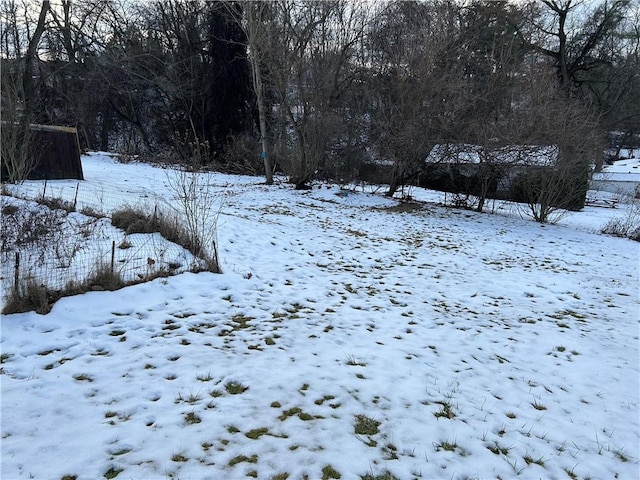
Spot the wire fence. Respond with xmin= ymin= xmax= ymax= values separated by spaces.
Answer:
xmin=1 ymin=180 xmax=202 ymax=306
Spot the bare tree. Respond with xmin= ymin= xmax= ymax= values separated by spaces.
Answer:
xmin=227 ymin=1 xmax=274 ymax=184
xmin=261 ymin=0 xmax=367 ymax=188
xmin=526 ymin=0 xmax=632 ymax=94
xmin=366 ymin=0 xmax=467 ymax=197
xmin=511 ymin=69 xmax=603 ymax=222
xmin=0 ymin=0 xmax=49 ymax=182
xmin=0 ymin=65 xmax=40 ymax=183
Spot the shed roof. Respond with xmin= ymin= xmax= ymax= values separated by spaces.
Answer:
xmin=425 ymin=144 xmax=557 ymax=167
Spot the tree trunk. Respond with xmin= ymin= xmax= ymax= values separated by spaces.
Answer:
xmin=386 ymin=160 xmax=405 ymax=197
xmin=23 ymin=1 xmax=49 ymax=119
xmin=252 ymin=51 xmax=273 ymax=184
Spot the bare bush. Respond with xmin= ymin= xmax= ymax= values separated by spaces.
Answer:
xmin=2 ymin=278 xmax=51 ymax=315
xmin=164 ymin=169 xmax=223 ymax=273
xmin=219 ymin=134 xmax=262 ymax=175
xmin=1 ymin=198 xmax=67 ymax=259
xmin=601 ymin=201 xmax=640 ymax=241
xmin=511 ymin=162 xmax=589 ymax=224
xmin=85 ymin=263 xmax=125 ymax=291
xmin=111 ymin=206 xmax=198 ymax=259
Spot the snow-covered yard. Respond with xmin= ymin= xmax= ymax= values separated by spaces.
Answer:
xmin=1 ymin=153 xmax=638 ymax=480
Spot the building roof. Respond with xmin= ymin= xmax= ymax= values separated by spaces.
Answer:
xmin=425 ymin=144 xmax=557 ymax=167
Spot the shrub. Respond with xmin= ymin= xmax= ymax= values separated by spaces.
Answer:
xmin=111 ymin=207 xmax=159 ymax=234
xmin=511 ymin=164 xmax=589 ymax=223
xmin=40 ymin=196 xmax=75 ymax=213
xmin=220 ymin=133 xmax=262 ymax=175
xmin=111 ymin=204 xmax=218 ymax=271
xmin=86 ymin=264 xmax=124 ymax=291
xmin=1 ymin=198 xmax=66 ymax=254
xmin=165 ymin=170 xmax=223 ymax=272
xmin=2 ymin=279 xmax=51 ymax=315
xmin=601 ymin=203 xmax=640 ymax=241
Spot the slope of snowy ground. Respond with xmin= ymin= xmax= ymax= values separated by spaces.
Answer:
xmin=1 ymin=153 xmax=639 ymax=480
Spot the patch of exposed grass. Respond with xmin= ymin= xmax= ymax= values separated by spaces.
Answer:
xmin=184 ymin=412 xmax=202 ymax=424
xmin=487 ymin=441 xmax=511 ymax=455
xmin=196 ymin=371 xmax=213 ymax=382
xmin=279 ymin=407 xmax=301 ymax=420
xmin=245 ymin=427 xmax=270 ymax=440
xmin=230 ymin=313 xmax=254 ymax=329
xmin=228 ymin=454 xmax=258 ymax=467
xmin=171 ymin=453 xmax=189 ymax=462
xmin=315 ymin=395 xmax=336 ymax=406
xmin=104 ymin=466 xmax=124 ymax=479
xmin=225 ymin=381 xmax=248 ymax=395
xmin=73 ymin=373 xmax=94 ymax=382
xmin=322 ymin=464 xmax=341 ymax=479
xmin=175 ymin=390 xmax=202 ymax=405
xmin=354 ymin=414 xmax=380 ymax=435
xmin=346 ymin=355 xmax=367 ymax=367
xmin=524 ymin=454 xmax=545 ymax=466
xmin=434 ymin=440 xmax=458 ymax=452
xmin=565 ymin=466 xmax=579 ymax=480
xmin=531 ymin=400 xmax=547 ymax=411
xmin=614 ymin=449 xmax=629 ymax=462
xmin=361 ymin=471 xmax=400 ymax=480
xmin=227 ymin=425 xmax=241 ymax=434
xmin=382 ymin=443 xmax=399 ymax=460
xmin=548 ymin=309 xmax=586 ymax=320
xmin=278 ymin=406 xmax=317 ymax=421
xmin=109 ymin=447 xmax=132 ymax=456
xmin=434 ymin=401 xmax=456 ymax=419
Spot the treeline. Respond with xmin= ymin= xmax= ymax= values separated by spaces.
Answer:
xmin=1 ymin=0 xmax=638 ymax=194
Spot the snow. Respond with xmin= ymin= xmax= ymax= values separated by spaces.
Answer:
xmin=1 ymin=152 xmax=639 ymax=480
xmin=592 ymin=157 xmax=640 ymax=197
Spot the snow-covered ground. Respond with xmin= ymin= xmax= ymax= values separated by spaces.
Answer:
xmin=1 ymin=153 xmax=639 ymax=480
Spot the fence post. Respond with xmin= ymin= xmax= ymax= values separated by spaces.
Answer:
xmin=110 ymin=241 xmax=116 ymax=273
xmin=73 ymin=182 xmax=80 ymax=210
xmin=14 ymin=252 xmax=20 ymax=291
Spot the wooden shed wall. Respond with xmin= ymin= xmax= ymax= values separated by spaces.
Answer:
xmin=28 ymin=124 xmax=84 ymax=180
xmin=1 ymin=124 xmax=84 ymax=181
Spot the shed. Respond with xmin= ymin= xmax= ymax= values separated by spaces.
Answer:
xmin=421 ymin=144 xmax=557 ymax=197
xmin=1 ymin=123 xmax=84 ymax=181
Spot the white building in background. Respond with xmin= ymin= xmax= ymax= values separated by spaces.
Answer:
xmin=590 ymin=158 xmax=640 ymax=198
